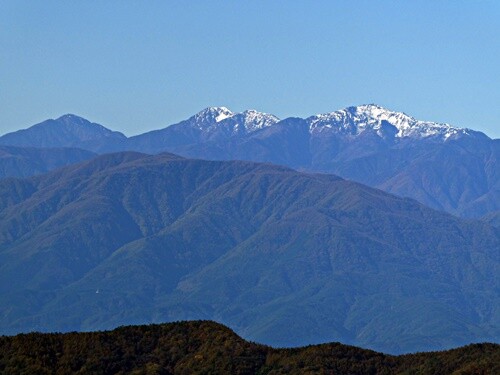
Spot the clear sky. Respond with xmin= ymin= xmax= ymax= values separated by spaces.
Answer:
xmin=1 ymin=1 xmax=499 ymax=138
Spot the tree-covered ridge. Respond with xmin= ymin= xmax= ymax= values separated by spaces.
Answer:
xmin=0 ymin=152 xmax=498 ymax=353
xmin=0 ymin=321 xmax=498 ymax=374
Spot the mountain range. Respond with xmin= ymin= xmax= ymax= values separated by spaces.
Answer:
xmin=1 ymin=105 xmax=497 ymax=219
xmin=0 ymin=152 xmax=498 ymax=354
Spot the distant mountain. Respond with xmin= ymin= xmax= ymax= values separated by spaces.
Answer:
xmin=0 ymin=145 xmax=96 ymax=178
xmin=0 ymin=114 xmax=126 ymax=151
xmin=162 ymin=105 xmax=498 ymax=218
xmin=0 ymin=152 xmax=498 ymax=354
xmin=1 ymin=106 xmax=497 ymax=217
xmin=125 ymin=107 xmax=279 ymax=154
xmin=1 ymin=321 xmax=498 ymax=374
xmin=306 ymin=104 xmax=485 ymax=140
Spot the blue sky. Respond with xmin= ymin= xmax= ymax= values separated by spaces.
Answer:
xmin=1 ymin=1 xmax=499 ymax=138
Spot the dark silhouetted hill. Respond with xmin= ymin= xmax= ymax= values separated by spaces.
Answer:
xmin=0 ymin=321 xmax=498 ymax=374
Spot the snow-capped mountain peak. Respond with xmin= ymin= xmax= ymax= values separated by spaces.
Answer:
xmin=234 ymin=110 xmax=280 ymax=132
xmin=193 ymin=107 xmax=234 ymax=126
xmin=307 ymin=104 xmax=472 ymax=140
xmin=57 ymin=114 xmax=89 ymax=124
xmin=191 ymin=107 xmax=279 ymax=134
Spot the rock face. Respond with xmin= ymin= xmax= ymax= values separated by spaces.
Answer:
xmin=0 ymin=152 xmax=498 ymax=354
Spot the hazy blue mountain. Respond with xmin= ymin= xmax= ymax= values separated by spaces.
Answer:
xmin=1 ymin=106 xmax=496 ymax=218
xmin=161 ymin=105 xmax=498 ymax=218
xmin=0 ymin=114 xmax=126 ymax=151
xmin=0 ymin=145 xmax=96 ymax=178
xmin=125 ymin=107 xmax=279 ymax=154
xmin=0 ymin=152 xmax=498 ymax=354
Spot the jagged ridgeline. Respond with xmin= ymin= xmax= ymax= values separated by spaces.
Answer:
xmin=0 ymin=105 xmax=497 ymax=218
xmin=0 ymin=321 xmax=498 ymax=374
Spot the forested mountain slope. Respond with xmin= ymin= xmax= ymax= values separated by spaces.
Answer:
xmin=0 ymin=152 xmax=498 ymax=353
xmin=0 ymin=321 xmax=498 ymax=374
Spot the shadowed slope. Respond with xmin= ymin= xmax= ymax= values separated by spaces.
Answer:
xmin=0 ymin=145 xmax=96 ymax=178
xmin=0 ymin=152 xmax=498 ymax=354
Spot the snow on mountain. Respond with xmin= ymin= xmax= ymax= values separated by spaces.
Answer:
xmin=191 ymin=107 xmax=279 ymax=135
xmin=177 ymin=104 xmax=485 ymax=142
xmin=307 ymin=104 xmax=474 ymax=140
xmin=224 ymin=110 xmax=280 ymax=132
xmin=192 ymin=107 xmax=234 ymax=127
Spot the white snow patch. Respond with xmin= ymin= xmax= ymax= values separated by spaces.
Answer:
xmin=307 ymin=104 xmax=468 ymax=140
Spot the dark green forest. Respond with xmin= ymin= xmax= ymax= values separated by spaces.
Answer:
xmin=0 ymin=321 xmax=497 ymax=374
